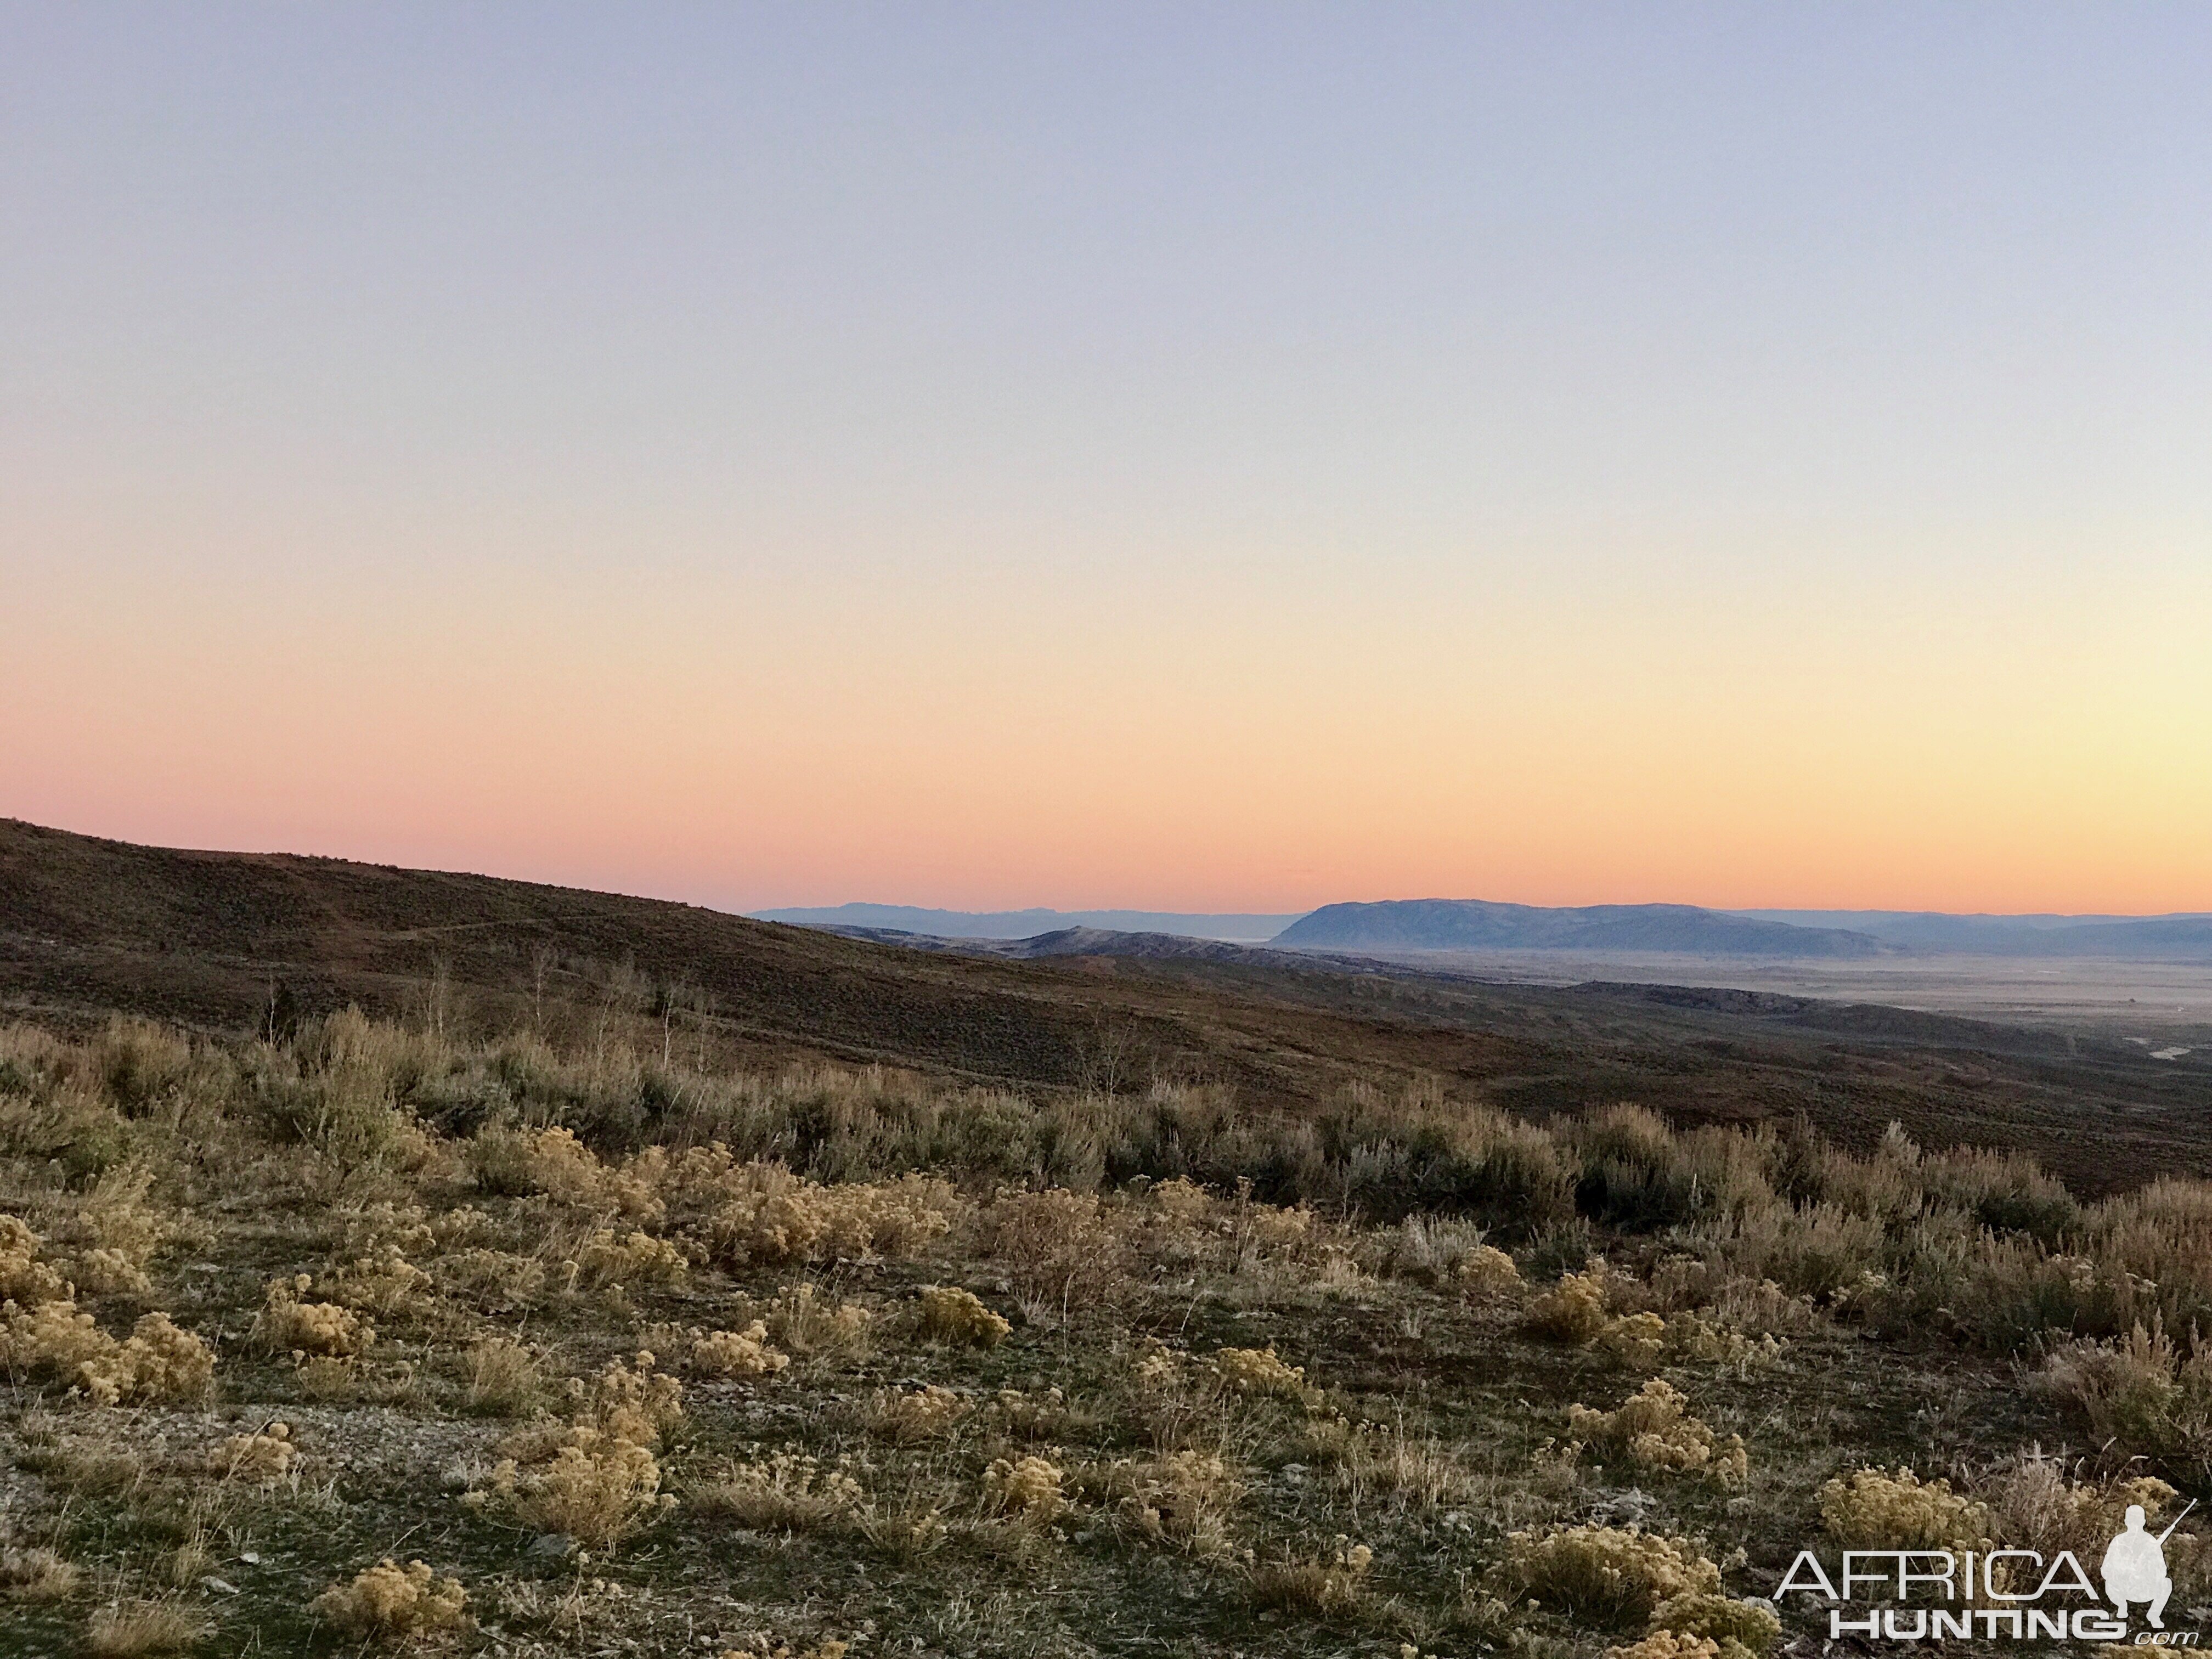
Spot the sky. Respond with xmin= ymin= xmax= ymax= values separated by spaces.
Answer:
xmin=5 ymin=4 xmax=2210 ymax=916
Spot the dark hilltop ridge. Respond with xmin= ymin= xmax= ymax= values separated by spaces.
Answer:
xmin=1274 ymin=898 xmax=1888 ymax=957
xmin=755 ymin=901 xmax=1300 ymax=943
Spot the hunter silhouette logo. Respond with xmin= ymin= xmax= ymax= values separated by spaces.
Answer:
xmin=1778 ymin=1498 xmax=2200 ymax=1644
xmin=2106 ymin=1502 xmax=2193 ymax=1628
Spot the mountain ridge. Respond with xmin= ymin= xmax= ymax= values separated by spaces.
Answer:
xmin=1275 ymin=898 xmax=1889 ymax=957
xmin=1731 ymin=909 xmax=2212 ymax=958
xmin=754 ymin=902 xmax=1300 ymax=942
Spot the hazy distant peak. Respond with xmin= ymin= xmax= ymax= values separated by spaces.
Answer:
xmin=1730 ymin=909 xmax=2212 ymax=958
xmin=1273 ymin=899 xmax=1887 ymax=957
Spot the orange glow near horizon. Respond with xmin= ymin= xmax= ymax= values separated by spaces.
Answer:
xmin=7 ymin=515 xmax=2208 ymax=918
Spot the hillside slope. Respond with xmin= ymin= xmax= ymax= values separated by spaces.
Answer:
xmin=5 ymin=818 xmax=2211 ymax=1192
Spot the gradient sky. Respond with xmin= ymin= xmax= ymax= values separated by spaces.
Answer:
xmin=5 ymin=5 xmax=2210 ymax=915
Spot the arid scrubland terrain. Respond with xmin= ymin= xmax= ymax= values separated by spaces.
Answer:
xmin=8 ymin=822 xmax=2212 ymax=1658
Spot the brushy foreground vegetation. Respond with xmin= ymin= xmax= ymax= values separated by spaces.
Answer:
xmin=6 ymin=1007 xmax=2212 ymax=1656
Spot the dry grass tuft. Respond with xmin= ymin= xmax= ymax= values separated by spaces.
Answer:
xmin=916 ymin=1285 xmax=1011 ymax=1347
xmin=1819 ymin=1465 xmax=1993 ymax=1552
xmin=1981 ymin=1454 xmax=2202 ymax=1575
xmin=431 ymin=1246 xmax=545 ymax=1308
xmin=256 ymin=1276 xmax=375 ymax=1357
xmin=475 ymin=1431 xmax=674 ymax=1547
xmin=692 ymin=1449 xmax=866 ymax=1532
xmin=311 ymin=1559 xmax=469 ymax=1643
xmin=983 ymin=1187 xmax=1123 ymax=1315
xmin=1 ymin=1543 xmax=84 ymax=1602
xmin=573 ymin=1228 xmax=687 ymax=1292
xmin=2038 ymin=1321 xmax=2212 ymax=1465
xmin=757 ymin=1280 xmax=873 ymax=1356
xmin=1249 ymin=1540 xmax=1373 ymax=1618
xmin=0 ymin=1214 xmax=75 ymax=1304
xmin=682 ymin=1322 xmax=792 ymax=1379
xmin=84 ymin=1597 xmax=213 ymax=1657
xmin=463 ymin=1335 xmax=547 ymax=1415
xmin=469 ymin=1124 xmax=659 ymax=1220
xmin=1080 ymin=1449 xmax=1244 ymax=1555
xmin=1499 ymin=1526 xmax=1722 ymax=1627
xmin=981 ymin=1454 xmax=1065 ymax=1527
xmin=1567 ymin=1380 xmax=1747 ymax=1486
xmin=1328 ymin=1420 xmax=1479 ymax=1510
xmin=565 ymin=1351 xmax=685 ymax=1446
xmin=208 ymin=1421 xmax=295 ymax=1484
xmin=61 ymin=1167 xmax=177 ymax=1295
xmin=867 ymin=1384 xmax=973 ymax=1443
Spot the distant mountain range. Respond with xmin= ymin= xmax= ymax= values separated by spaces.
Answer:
xmin=750 ymin=903 xmax=1300 ymax=943
xmin=1277 ymin=900 xmax=1887 ymax=957
xmin=1734 ymin=910 xmax=2212 ymax=958
xmin=761 ymin=900 xmax=2212 ymax=961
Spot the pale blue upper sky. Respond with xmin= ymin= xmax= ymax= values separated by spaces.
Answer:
xmin=13 ymin=5 xmax=2211 ymax=555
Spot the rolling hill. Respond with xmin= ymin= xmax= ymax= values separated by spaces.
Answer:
xmin=5 ymin=817 xmax=2211 ymax=1193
